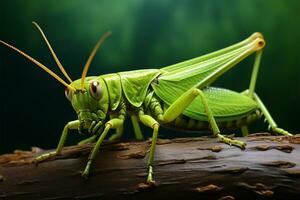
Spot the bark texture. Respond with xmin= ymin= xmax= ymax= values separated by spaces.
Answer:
xmin=1 ymin=133 xmax=300 ymax=200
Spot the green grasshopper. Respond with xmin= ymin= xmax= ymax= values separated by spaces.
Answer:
xmin=1 ymin=22 xmax=292 ymax=184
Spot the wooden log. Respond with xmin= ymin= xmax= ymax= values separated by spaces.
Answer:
xmin=0 ymin=134 xmax=300 ymax=200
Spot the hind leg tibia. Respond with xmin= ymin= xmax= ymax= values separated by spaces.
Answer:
xmin=253 ymin=93 xmax=292 ymax=136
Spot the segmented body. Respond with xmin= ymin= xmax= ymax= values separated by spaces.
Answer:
xmin=147 ymin=93 xmax=261 ymax=132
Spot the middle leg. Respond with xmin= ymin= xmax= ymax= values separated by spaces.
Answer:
xmin=138 ymin=109 xmax=159 ymax=184
xmin=144 ymin=88 xmax=247 ymax=183
xmin=82 ymin=118 xmax=124 ymax=178
xmin=131 ymin=115 xmax=144 ymax=140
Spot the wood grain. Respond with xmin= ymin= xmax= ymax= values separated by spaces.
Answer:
xmin=0 ymin=134 xmax=300 ymax=200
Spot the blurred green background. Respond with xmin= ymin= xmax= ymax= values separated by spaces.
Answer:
xmin=0 ymin=0 xmax=299 ymax=154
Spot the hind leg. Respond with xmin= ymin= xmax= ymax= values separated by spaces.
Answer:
xmin=241 ymin=46 xmax=292 ymax=136
xmin=196 ymin=90 xmax=246 ymax=148
xmin=157 ymin=88 xmax=246 ymax=148
xmin=253 ymin=93 xmax=292 ymax=136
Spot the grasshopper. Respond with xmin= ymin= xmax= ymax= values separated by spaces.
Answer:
xmin=1 ymin=22 xmax=292 ymax=184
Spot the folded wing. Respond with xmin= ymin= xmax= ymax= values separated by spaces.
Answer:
xmin=152 ymin=34 xmax=260 ymax=119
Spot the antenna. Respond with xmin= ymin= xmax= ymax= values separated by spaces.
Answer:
xmin=80 ymin=31 xmax=111 ymax=89
xmin=32 ymin=21 xmax=73 ymax=83
xmin=0 ymin=40 xmax=75 ymax=91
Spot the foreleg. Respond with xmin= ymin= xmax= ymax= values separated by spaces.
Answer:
xmin=36 ymin=120 xmax=79 ymax=162
xmin=78 ymin=135 xmax=98 ymax=145
xmin=81 ymin=118 xmax=124 ymax=178
xmin=78 ymin=121 xmax=104 ymax=145
xmin=108 ymin=125 xmax=124 ymax=141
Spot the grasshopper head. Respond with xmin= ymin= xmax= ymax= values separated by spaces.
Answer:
xmin=66 ymin=77 xmax=109 ymax=132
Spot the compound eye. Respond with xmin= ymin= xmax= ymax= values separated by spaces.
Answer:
xmin=65 ymin=88 xmax=72 ymax=101
xmin=89 ymin=80 xmax=102 ymax=100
